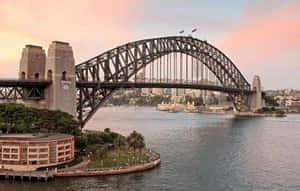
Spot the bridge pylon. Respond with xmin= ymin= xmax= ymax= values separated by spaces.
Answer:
xmin=17 ymin=41 xmax=77 ymax=117
xmin=249 ymin=75 xmax=264 ymax=111
xmin=18 ymin=45 xmax=48 ymax=108
xmin=44 ymin=41 xmax=77 ymax=116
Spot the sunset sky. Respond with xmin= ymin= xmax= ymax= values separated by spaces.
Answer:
xmin=0 ymin=0 xmax=299 ymax=89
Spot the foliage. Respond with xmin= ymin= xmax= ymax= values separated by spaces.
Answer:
xmin=75 ymin=131 xmax=122 ymax=150
xmin=87 ymin=147 xmax=149 ymax=168
xmin=0 ymin=103 xmax=80 ymax=135
xmin=107 ymin=93 xmax=171 ymax=106
xmin=86 ymin=144 xmax=108 ymax=160
xmin=75 ymin=135 xmax=88 ymax=150
xmin=85 ymin=130 xmax=147 ymax=168
xmin=87 ymin=133 xmax=105 ymax=145
xmin=114 ymin=135 xmax=126 ymax=148
xmin=255 ymin=107 xmax=285 ymax=116
xmin=263 ymin=95 xmax=279 ymax=107
xmin=127 ymin=130 xmax=145 ymax=156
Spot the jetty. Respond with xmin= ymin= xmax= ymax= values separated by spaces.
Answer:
xmin=0 ymin=170 xmax=55 ymax=182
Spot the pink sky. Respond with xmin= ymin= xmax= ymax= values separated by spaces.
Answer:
xmin=218 ymin=1 xmax=300 ymax=87
xmin=0 ymin=0 xmax=299 ymax=89
xmin=0 ymin=0 xmax=140 ymax=78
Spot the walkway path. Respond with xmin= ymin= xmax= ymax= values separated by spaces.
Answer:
xmin=60 ymin=157 xmax=89 ymax=171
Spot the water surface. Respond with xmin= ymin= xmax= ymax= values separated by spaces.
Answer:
xmin=1 ymin=107 xmax=300 ymax=191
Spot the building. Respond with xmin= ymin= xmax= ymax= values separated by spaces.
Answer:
xmin=152 ymin=88 xmax=164 ymax=95
xmin=0 ymin=133 xmax=74 ymax=171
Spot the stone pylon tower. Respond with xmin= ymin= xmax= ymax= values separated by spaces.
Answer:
xmin=44 ymin=41 xmax=77 ymax=116
xmin=19 ymin=45 xmax=46 ymax=80
xmin=18 ymin=45 xmax=47 ymax=108
xmin=249 ymin=75 xmax=264 ymax=111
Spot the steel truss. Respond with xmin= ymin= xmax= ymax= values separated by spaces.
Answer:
xmin=75 ymin=36 xmax=253 ymax=126
xmin=0 ymin=80 xmax=51 ymax=100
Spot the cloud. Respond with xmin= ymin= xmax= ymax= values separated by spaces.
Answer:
xmin=0 ymin=28 xmax=46 ymax=78
xmin=0 ymin=0 xmax=141 ymax=78
xmin=217 ymin=1 xmax=300 ymax=88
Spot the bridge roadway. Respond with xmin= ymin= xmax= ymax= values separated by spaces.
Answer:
xmin=0 ymin=79 xmax=51 ymax=87
xmin=0 ymin=79 xmax=51 ymax=100
xmin=0 ymin=79 xmax=254 ymax=95
xmin=76 ymin=81 xmax=254 ymax=94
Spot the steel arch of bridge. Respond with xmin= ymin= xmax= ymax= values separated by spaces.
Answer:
xmin=75 ymin=36 xmax=252 ymax=126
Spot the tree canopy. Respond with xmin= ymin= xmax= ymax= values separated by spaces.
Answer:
xmin=0 ymin=103 xmax=80 ymax=135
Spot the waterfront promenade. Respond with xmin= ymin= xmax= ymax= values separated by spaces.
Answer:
xmin=56 ymin=149 xmax=160 ymax=177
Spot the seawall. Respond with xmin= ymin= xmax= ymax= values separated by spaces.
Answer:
xmin=56 ymin=150 xmax=160 ymax=177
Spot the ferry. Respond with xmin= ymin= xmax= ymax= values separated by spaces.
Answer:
xmin=157 ymin=102 xmax=170 ymax=111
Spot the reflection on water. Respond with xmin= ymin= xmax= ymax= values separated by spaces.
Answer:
xmin=1 ymin=107 xmax=300 ymax=191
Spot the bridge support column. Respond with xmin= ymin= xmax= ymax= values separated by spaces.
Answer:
xmin=249 ymin=75 xmax=264 ymax=111
xmin=18 ymin=45 xmax=47 ymax=108
xmin=44 ymin=41 xmax=77 ymax=116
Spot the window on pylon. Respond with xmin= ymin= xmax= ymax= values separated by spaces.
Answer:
xmin=62 ymin=71 xmax=67 ymax=81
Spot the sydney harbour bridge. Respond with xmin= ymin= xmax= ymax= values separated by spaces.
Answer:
xmin=0 ymin=36 xmax=263 ymax=127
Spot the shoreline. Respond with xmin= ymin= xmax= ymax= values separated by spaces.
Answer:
xmin=163 ymin=109 xmax=287 ymax=117
xmin=55 ymin=149 xmax=160 ymax=177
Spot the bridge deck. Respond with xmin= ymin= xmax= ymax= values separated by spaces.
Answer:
xmin=0 ymin=79 xmax=51 ymax=87
xmin=77 ymin=82 xmax=254 ymax=94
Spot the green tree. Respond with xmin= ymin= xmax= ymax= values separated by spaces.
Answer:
xmin=114 ymin=135 xmax=126 ymax=167
xmin=87 ymin=133 xmax=104 ymax=145
xmin=75 ymin=135 xmax=88 ymax=150
xmin=0 ymin=103 xmax=80 ymax=135
xmin=127 ymin=130 xmax=139 ymax=157
xmin=264 ymin=96 xmax=279 ymax=107
xmin=136 ymin=133 xmax=145 ymax=162
xmin=87 ymin=144 xmax=108 ymax=166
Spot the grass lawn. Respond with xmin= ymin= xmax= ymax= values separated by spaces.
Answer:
xmin=87 ymin=147 xmax=149 ymax=168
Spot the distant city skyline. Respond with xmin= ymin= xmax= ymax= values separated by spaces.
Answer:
xmin=0 ymin=0 xmax=299 ymax=89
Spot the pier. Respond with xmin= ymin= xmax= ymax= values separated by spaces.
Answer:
xmin=0 ymin=170 xmax=54 ymax=182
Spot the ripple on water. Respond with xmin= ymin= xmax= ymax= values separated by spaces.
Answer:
xmin=1 ymin=108 xmax=300 ymax=191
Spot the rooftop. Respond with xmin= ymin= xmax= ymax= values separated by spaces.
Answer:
xmin=0 ymin=133 xmax=72 ymax=141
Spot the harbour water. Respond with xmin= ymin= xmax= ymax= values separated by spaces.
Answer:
xmin=1 ymin=106 xmax=300 ymax=191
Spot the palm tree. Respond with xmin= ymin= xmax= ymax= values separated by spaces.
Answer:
xmin=104 ymin=128 xmax=110 ymax=133
xmin=114 ymin=135 xmax=126 ymax=167
xmin=127 ymin=131 xmax=146 ymax=164
xmin=127 ymin=130 xmax=139 ymax=164
xmin=127 ymin=131 xmax=139 ymax=153
xmin=136 ymin=134 xmax=145 ymax=163
xmin=96 ymin=145 xmax=108 ymax=167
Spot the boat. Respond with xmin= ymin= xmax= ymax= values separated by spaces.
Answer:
xmin=157 ymin=102 xmax=171 ymax=111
